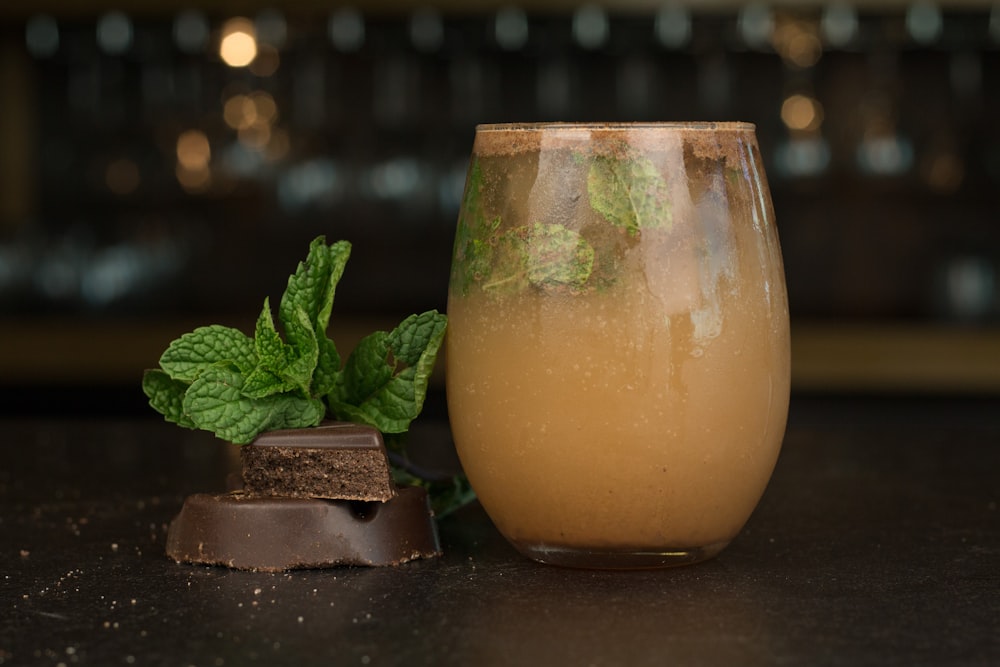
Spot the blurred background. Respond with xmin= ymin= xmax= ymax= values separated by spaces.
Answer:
xmin=0 ymin=0 xmax=998 ymax=416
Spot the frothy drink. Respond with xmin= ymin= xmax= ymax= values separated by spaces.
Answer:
xmin=446 ymin=123 xmax=790 ymax=568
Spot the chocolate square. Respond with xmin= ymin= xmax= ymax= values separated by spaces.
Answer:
xmin=240 ymin=422 xmax=396 ymax=502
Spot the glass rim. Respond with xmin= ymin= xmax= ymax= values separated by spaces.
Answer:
xmin=475 ymin=121 xmax=756 ymax=132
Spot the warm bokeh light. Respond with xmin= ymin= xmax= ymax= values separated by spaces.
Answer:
xmin=249 ymin=91 xmax=278 ymax=124
xmin=223 ymin=91 xmax=278 ymax=136
xmin=238 ymin=123 xmax=271 ymax=150
xmin=176 ymin=130 xmax=211 ymax=170
xmin=249 ymin=44 xmax=280 ymax=77
xmin=105 ymin=158 xmax=140 ymax=195
xmin=265 ymin=127 xmax=291 ymax=161
xmin=223 ymin=94 xmax=257 ymax=130
xmin=220 ymin=18 xmax=257 ymax=67
xmin=922 ymin=151 xmax=965 ymax=193
xmin=781 ymin=94 xmax=824 ymax=132
xmin=176 ymin=164 xmax=212 ymax=192
xmin=774 ymin=19 xmax=822 ymax=69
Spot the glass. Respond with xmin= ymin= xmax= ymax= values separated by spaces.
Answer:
xmin=446 ymin=122 xmax=790 ymax=569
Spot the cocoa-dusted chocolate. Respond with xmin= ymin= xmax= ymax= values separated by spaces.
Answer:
xmin=165 ymin=486 xmax=441 ymax=571
xmin=241 ymin=422 xmax=396 ymax=502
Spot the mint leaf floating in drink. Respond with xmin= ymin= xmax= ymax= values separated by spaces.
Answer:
xmin=523 ymin=222 xmax=595 ymax=288
xmin=587 ymin=151 xmax=672 ymax=235
xmin=485 ymin=222 xmax=595 ymax=293
xmin=451 ymin=158 xmax=501 ymax=294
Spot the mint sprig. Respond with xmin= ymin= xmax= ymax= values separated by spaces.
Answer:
xmin=143 ymin=237 xmax=467 ymax=514
xmin=142 ymin=236 xmax=447 ymax=447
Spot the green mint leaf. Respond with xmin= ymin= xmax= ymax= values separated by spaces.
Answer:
xmin=279 ymin=236 xmax=351 ymax=352
xmin=386 ymin=310 xmax=449 ymax=367
xmin=244 ymin=299 xmax=318 ymax=398
xmin=141 ymin=369 xmax=195 ymax=429
xmin=253 ymin=297 xmax=290 ymax=369
xmin=183 ymin=366 xmax=324 ymax=444
xmin=241 ymin=366 xmax=297 ymax=400
xmin=281 ymin=305 xmax=320 ymax=389
xmin=311 ymin=336 xmax=342 ymax=398
xmin=450 ymin=158 xmax=501 ymax=294
xmin=484 ymin=223 xmax=594 ymax=293
xmin=158 ymin=325 xmax=256 ymax=383
xmin=333 ymin=331 xmax=394 ymax=407
xmin=327 ymin=311 xmax=447 ymax=434
xmin=243 ymin=298 xmax=299 ymax=398
xmin=588 ymin=152 xmax=672 ymax=235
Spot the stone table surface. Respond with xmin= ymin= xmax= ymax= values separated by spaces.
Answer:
xmin=1 ymin=396 xmax=997 ymax=666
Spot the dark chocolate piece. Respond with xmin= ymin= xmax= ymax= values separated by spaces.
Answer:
xmin=241 ymin=422 xmax=396 ymax=501
xmin=165 ymin=486 xmax=441 ymax=571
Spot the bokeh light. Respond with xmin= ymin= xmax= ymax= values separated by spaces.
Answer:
xmin=328 ymin=7 xmax=365 ymax=52
xmin=773 ymin=19 xmax=822 ymax=69
xmin=223 ymin=94 xmax=257 ymax=130
xmin=174 ymin=10 xmax=209 ymax=54
xmin=220 ymin=18 xmax=257 ymax=67
xmin=176 ymin=164 xmax=211 ymax=192
xmin=25 ymin=15 xmax=59 ymax=58
xmin=249 ymin=44 xmax=280 ymax=77
xmin=781 ymin=94 xmax=824 ymax=132
xmin=105 ymin=158 xmax=141 ymax=195
xmin=97 ymin=11 xmax=132 ymax=55
xmin=176 ymin=130 xmax=211 ymax=170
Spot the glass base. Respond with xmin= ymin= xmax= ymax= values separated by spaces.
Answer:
xmin=511 ymin=540 xmax=730 ymax=570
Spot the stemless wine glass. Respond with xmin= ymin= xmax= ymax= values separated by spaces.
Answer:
xmin=446 ymin=123 xmax=790 ymax=569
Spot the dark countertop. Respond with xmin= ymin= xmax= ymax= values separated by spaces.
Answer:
xmin=1 ymin=396 xmax=998 ymax=666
